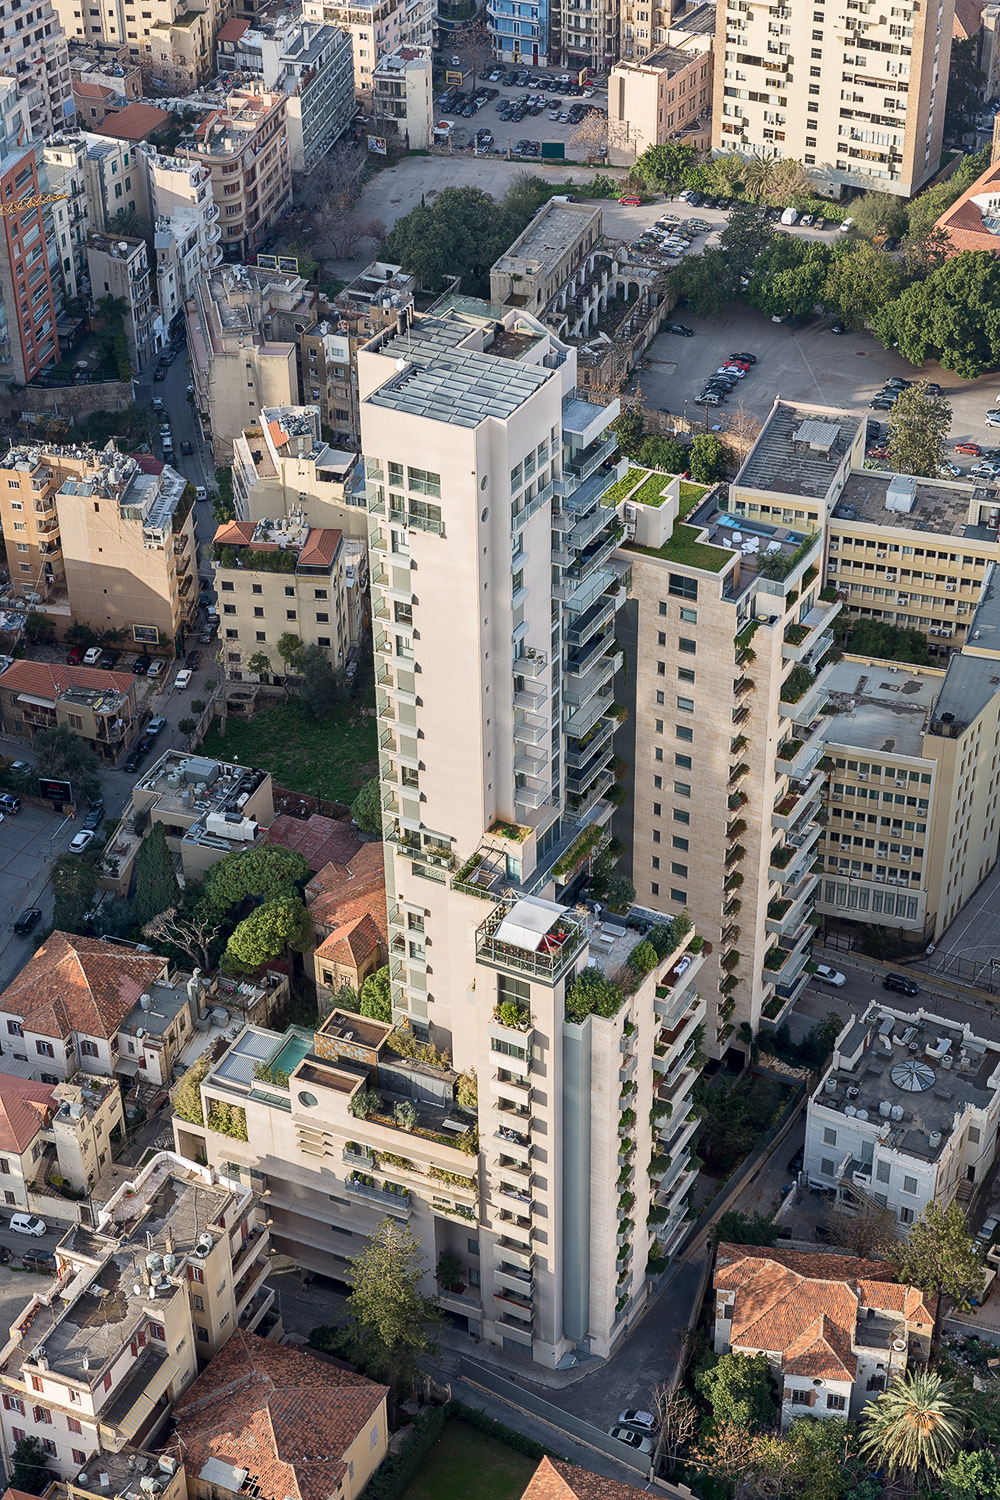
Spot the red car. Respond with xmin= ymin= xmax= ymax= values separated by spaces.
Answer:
xmin=954 ymin=443 xmax=982 ymax=456
xmin=723 ymin=360 xmax=751 ymax=371
xmin=66 ymin=644 xmax=84 ymax=664
xmin=618 ymin=195 xmax=642 ymax=206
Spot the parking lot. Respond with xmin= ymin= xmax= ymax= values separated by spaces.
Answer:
xmin=435 ymin=63 xmax=608 ymax=156
xmin=0 ymin=801 xmax=78 ymax=988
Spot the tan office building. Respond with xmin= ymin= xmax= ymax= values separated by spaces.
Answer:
xmin=609 ymin=31 xmax=713 ymax=163
xmin=713 ymin=0 xmax=956 ymax=199
xmin=230 ymin=404 xmax=367 ymax=536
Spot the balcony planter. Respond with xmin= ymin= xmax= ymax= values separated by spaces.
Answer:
xmin=777 ymin=739 xmax=803 ymax=762
xmin=764 ymin=947 xmax=789 ymax=972
xmin=725 ymin=844 xmax=746 ymax=867
xmin=723 ymin=897 xmax=742 ymax=917
xmin=618 ymin=1190 xmax=635 ymax=1213
xmin=728 ymin=791 xmax=748 ymax=812
xmin=784 ymin=623 xmax=810 ymax=646
xmin=720 ymin=950 xmax=741 ymax=971
xmin=719 ymin=973 xmax=739 ymax=995
xmin=731 ymin=734 xmax=749 ymax=755
xmin=729 ymin=762 xmax=750 ymax=784
xmin=771 ymin=845 xmax=795 ymax=870
xmin=727 ymin=818 xmax=747 ymax=841
xmin=619 ymin=1108 xmax=636 ymax=1132
xmin=724 ymin=871 xmax=744 ymax=891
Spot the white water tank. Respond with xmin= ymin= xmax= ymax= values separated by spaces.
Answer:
xmin=879 ymin=1100 xmax=891 ymax=1118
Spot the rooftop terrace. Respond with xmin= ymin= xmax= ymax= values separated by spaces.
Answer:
xmin=493 ymin=201 xmax=602 ymax=278
xmin=737 ymin=401 xmax=863 ymax=500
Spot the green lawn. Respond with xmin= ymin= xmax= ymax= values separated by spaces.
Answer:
xmin=627 ymin=523 xmax=733 ymax=573
xmin=400 ymin=1420 xmax=536 ymax=1500
xmin=198 ymin=699 xmax=377 ymax=804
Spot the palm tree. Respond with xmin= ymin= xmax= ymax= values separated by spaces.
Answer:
xmin=741 ymin=155 xmax=773 ymax=204
xmin=859 ymin=1370 xmax=968 ymax=1479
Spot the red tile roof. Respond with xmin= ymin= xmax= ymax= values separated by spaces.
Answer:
xmin=0 ymin=660 xmax=135 ymax=701
xmin=215 ymin=520 xmax=256 ymax=547
xmin=173 ymin=1333 xmax=387 ymax=1500
xmin=297 ymin=528 xmax=342 ymax=570
xmin=953 ymin=0 xmax=986 ymax=38
xmin=267 ymin=419 xmax=290 ymax=449
xmin=135 ymin=454 xmax=165 ymax=475
xmin=306 ymin=842 xmax=387 ymax=971
xmin=936 ymin=155 xmax=1000 ymax=255
xmin=74 ymin=80 xmax=117 ymax=100
xmin=217 ymin=17 xmax=250 ymax=41
xmin=716 ymin=1243 xmax=936 ymax=1390
xmin=0 ymin=933 xmax=166 ymax=1040
xmin=268 ymin=812 xmax=367 ymax=875
xmin=98 ymin=101 xmax=171 ymax=140
xmin=522 ymin=1457 xmax=652 ymax=1500
xmin=0 ymin=1078 xmax=54 ymax=1154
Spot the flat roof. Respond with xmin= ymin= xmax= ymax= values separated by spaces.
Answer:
xmin=367 ymin=343 xmax=551 ymax=427
xmin=834 ymin=470 xmax=979 ymax=538
xmin=820 ymin=658 xmax=941 ymax=758
xmin=929 ymin=571 xmax=1000 ymax=729
xmin=738 ymin=401 xmax=861 ymax=499
xmin=493 ymin=201 xmax=601 ymax=276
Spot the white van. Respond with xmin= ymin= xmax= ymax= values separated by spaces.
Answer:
xmin=780 ymin=207 xmax=799 ymax=226
xmin=840 ymin=216 xmax=854 ymax=233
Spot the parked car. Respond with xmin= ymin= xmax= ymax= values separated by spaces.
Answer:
xmin=787 ymin=1147 xmax=804 ymax=1174
xmin=69 ymin=830 xmax=95 ymax=854
xmin=885 ymin=378 xmax=912 ymax=389
xmin=83 ymin=802 xmax=105 ymax=831
xmin=882 ymin=971 xmax=920 ymax=997
xmin=617 ymin=195 xmax=642 ymax=206
xmin=146 ymin=716 xmax=167 ymax=737
xmin=123 ymin=747 xmax=145 ymax=773
xmin=83 ymin=646 xmax=102 ymax=665
xmin=829 ymin=323 xmax=846 ymax=334
xmin=986 ymin=412 xmax=1000 ymax=429
xmin=617 ymin=1410 xmax=657 ymax=1435
xmin=147 ymin=659 xmax=165 ymax=679
xmin=10 ymin=1213 xmax=46 ymax=1236
xmin=609 ymin=1428 xmax=654 ymax=1455
xmin=185 ymin=649 xmax=202 ymax=670
xmin=13 ymin=907 xmax=41 ymax=935
xmin=153 ymin=366 xmax=168 ymax=382
xmin=666 ymin=323 xmax=694 ymax=337
xmin=0 ymin=794 xmax=22 ymax=815
xmin=100 ymin=650 xmax=118 ymax=669
xmin=136 ymin=737 xmax=152 ymax=756
xmin=151 ymin=397 xmax=164 ymax=412
xmin=814 ymin=964 xmax=847 ymax=987
xmin=174 ymin=668 xmax=193 ymax=689
xmin=19 ymin=1250 xmax=56 ymax=1273
xmin=195 ymin=485 xmax=208 ymax=502
xmin=954 ymin=442 xmax=983 ymax=455
xmin=66 ymin=644 xmax=85 ymax=664
xmin=730 ymin=352 xmax=758 ymax=364
xmin=180 ymin=440 xmax=193 ymax=456
xmin=977 ymin=1213 xmax=1000 ymax=1246
xmin=132 ymin=654 xmax=152 ymax=675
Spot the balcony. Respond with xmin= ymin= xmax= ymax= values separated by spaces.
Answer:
xmin=779 ymin=654 xmax=837 ymax=725
xmin=495 ymin=1315 xmax=533 ymax=1347
xmin=496 ymin=1264 xmax=534 ymax=1295
xmin=762 ymin=921 xmax=812 ymax=988
xmin=564 ymin=433 xmax=618 ymax=483
xmin=513 ymin=647 xmax=548 ymax=680
xmin=774 ymin=724 xmax=826 ymax=781
xmin=768 ymin=823 xmax=822 ymax=886
xmin=781 ymin=598 xmax=842 ymax=662
xmin=238 ymin=1283 xmax=276 ymax=1334
xmin=494 ymin=1289 xmax=534 ymax=1321
xmin=765 ymin=871 xmax=818 ymax=937
xmin=345 ymin=1173 xmax=412 ymax=1214
xmin=771 ymin=771 xmax=825 ymax=834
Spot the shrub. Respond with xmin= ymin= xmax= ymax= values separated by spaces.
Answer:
xmin=394 ymin=1100 xmax=417 ymax=1130
xmin=628 ymin=940 xmax=657 ymax=975
xmin=350 ymin=1088 xmax=383 ymax=1119
xmin=565 ymin=966 xmax=625 ymax=1022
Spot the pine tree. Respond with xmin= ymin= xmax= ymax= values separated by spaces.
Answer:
xmin=132 ymin=823 xmax=181 ymax=927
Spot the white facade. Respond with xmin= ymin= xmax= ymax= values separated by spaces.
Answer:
xmin=42 ymin=133 xmax=92 ymax=301
xmin=145 ymin=151 xmax=221 ymax=319
xmin=230 ymin=17 xmax=355 ymax=173
xmin=804 ymin=1002 xmax=1000 ymax=1224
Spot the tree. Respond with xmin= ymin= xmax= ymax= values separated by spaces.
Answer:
xmin=945 ymin=35 xmax=985 ymax=138
xmin=941 ymin=1449 xmax=1000 ymax=1500
xmin=345 ymin=1217 xmax=440 ymax=1398
xmin=888 ymin=382 xmax=953 ymax=478
xmin=567 ymin=110 xmax=612 ymax=162
xmin=612 ymin=406 xmax=644 ymax=459
xmin=23 ymin=612 xmax=55 ymax=644
xmin=770 ymin=242 xmax=834 ymax=321
xmin=297 ymin=642 xmax=347 ymax=721
xmin=383 ymin=186 xmax=527 ymax=298
xmin=822 ymin=241 xmax=906 ymax=330
xmin=351 ymin=778 xmax=383 ymax=834
xmin=204 ymin=844 xmax=309 ymax=916
xmin=650 ymin=1385 xmax=697 ymax=1478
xmin=222 ymin=897 xmax=312 ymax=975
xmin=275 ymin=631 xmax=305 ymax=694
xmin=829 ymin=1200 xmax=901 ymax=1261
xmin=132 ymin=822 xmax=181 ymax=927
xmin=143 ymin=903 xmax=223 ymax=973
xmin=859 ymin=1370 xmax=968 ymax=1479
xmin=906 ymin=145 xmax=991 ymax=242
xmin=876 ymin=251 xmax=1000 ymax=378
xmin=689 ymin=433 xmax=728 ymax=483
xmin=359 ymin=964 xmax=392 ymax=1022
xmin=638 ymin=434 xmax=688 ymax=472
xmin=605 ymin=874 xmax=635 ymax=912
xmin=633 ymin=141 xmax=698 ymax=192
xmin=897 ymin=1199 xmax=986 ymax=1315
xmin=246 ymin=651 xmax=271 ymax=681
xmin=719 ymin=201 xmax=774 ymax=281
xmin=33 ymin=723 xmax=101 ymax=803
xmin=177 ymin=717 xmax=196 ymax=739
xmin=843 ymin=618 xmax=932 ymax=665
xmin=670 ymin=247 xmax=738 ymax=318
xmin=435 ymin=1250 xmax=463 ymax=1291
xmin=724 ymin=402 xmax=762 ymax=468
xmin=713 ymin=1209 xmax=779 ymax=1247
xmin=52 ymin=851 xmax=98 ymax=935
xmin=10 ymin=1435 xmax=52 ymax=1495
xmin=695 ymin=1350 xmax=776 ymax=1429
xmin=848 ymin=190 xmax=909 ymax=244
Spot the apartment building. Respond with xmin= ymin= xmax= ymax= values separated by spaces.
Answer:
xmin=86 ymin=232 xmax=156 ymax=372
xmin=40 ymin=1446 xmax=188 ymax=1500
xmin=41 ymin=134 xmax=92 ymax=303
xmin=0 ymin=660 xmax=139 ymax=763
xmin=69 ymin=43 xmax=142 ymax=125
xmin=54 ymin=0 xmax=230 ymax=91
xmin=80 ymin=132 xmax=150 ymax=230
xmin=186 ymin=263 xmax=311 ymax=459
xmin=173 ymin=86 xmax=290 ymax=262
xmin=215 ymin=15 xmax=354 ymax=172
xmin=713 ymin=1242 xmax=935 ymax=1426
xmin=804 ymin=1000 xmax=1000 ymax=1218
xmin=100 ymin=747 xmax=276 ymax=892
xmin=0 ymin=133 xmax=61 ymax=384
xmin=714 ymin=0 xmax=955 ymax=199
xmin=301 ymin=0 xmax=432 ymax=100
xmin=230 ymin=405 xmax=367 ymax=535
xmin=489 ymin=0 xmax=549 ymax=69
xmin=310 ymin=262 xmax=417 ymax=448
xmin=1 ymin=0 xmax=73 ymax=142
xmin=0 ymin=442 xmax=198 ymax=647
xmin=212 ymin=514 xmax=363 ymax=677
xmin=0 ymin=1151 xmax=271 ymax=1474
xmin=145 ymin=151 xmax=221 ymax=324
xmin=0 ymin=1073 xmax=125 ymax=1209
xmin=372 ymin=45 xmax=433 ymax=150
xmin=608 ymin=34 xmax=714 ymax=163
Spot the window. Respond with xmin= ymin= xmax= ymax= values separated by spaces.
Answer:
xmin=42 ymin=1439 xmax=57 ymax=1457
xmin=193 ymin=1294 xmax=204 ymax=1311
xmin=899 ymin=1205 xmax=914 ymax=1224
xmin=677 ymin=696 xmax=694 ymax=712
xmin=969 ymin=1126 xmax=981 ymax=1144
xmin=671 ymin=863 xmax=688 ymax=877
xmin=370 ymin=1425 xmax=380 ymax=1450
xmin=197 ymin=1326 xmax=209 ymax=1343
xmin=73 ymin=1451 xmax=87 ymax=1466
xmin=672 ymin=837 xmax=689 ymax=851
xmin=11 ymin=1429 xmax=25 ymax=1446
xmin=35 ymin=1040 xmax=53 ymax=1057
xmin=678 ymin=668 xmax=695 ymax=684
xmin=68 ymin=1389 xmax=81 ymax=1405
xmin=826 ymin=1394 xmax=846 ymax=1411
xmin=188 ymin=1265 xmax=204 ymax=1283
xmin=33 ymin=1406 xmax=52 ymax=1425
xmin=876 ymin=1160 xmax=890 ymax=1184
xmin=673 ymin=809 xmax=690 ymax=824
xmin=674 ymin=782 xmax=691 ymax=797
xmin=2 ymin=1396 xmax=24 ymax=1415
xmin=149 ymin=1322 xmax=165 ymax=1340
xmin=676 ymin=725 xmax=693 ymax=742
xmin=68 ymin=1417 xmax=82 ymax=1434
xmin=790 ymin=1390 xmax=810 ymax=1406
xmin=675 ymin=754 xmax=692 ymax=769
xmin=902 ymin=1175 xmax=918 ymax=1194
xmin=678 ymin=638 xmax=696 ymax=654
xmin=81 ymin=1040 xmax=98 ymax=1057
xmin=821 ymin=1157 xmax=836 ymax=1178
xmin=467 ymin=1238 xmax=480 ymax=1255
xmin=823 ymin=1127 xmax=837 ymax=1146
xmin=669 ymin=574 xmax=698 ymax=600
xmin=680 ymin=607 xmax=697 ymax=623
xmin=286 ymin=610 xmax=297 ymax=621
xmin=670 ymin=888 xmax=686 ymax=903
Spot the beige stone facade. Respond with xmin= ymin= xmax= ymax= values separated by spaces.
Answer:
xmin=230 ymin=405 xmax=367 ymax=536
xmin=372 ymin=45 xmax=433 ymax=150
xmin=713 ymin=0 xmax=955 ymax=199
xmin=55 ymin=0 xmax=232 ymax=91
xmin=608 ymin=38 xmax=713 ymax=164
xmin=301 ymin=0 xmax=432 ymax=100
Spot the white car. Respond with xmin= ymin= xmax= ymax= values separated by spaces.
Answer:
xmin=83 ymin=646 xmax=102 ymax=665
xmin=147 ymin=660 xmax=165 ymax=679
xmin=609 ymin=1427 xmax=654 ymax=1455
xmin=716 ymin=365 xmax=746 ymax=378
xmin=814 ymin=964 xmax=847 ymax=987
xmin=986 ymin=412 xmax=1000 ymax=428
xmin=617 ymin=1409 xmax=657 ymax=1435
xmin=10 ymin=1213 xmax=47 ymax=1236
xmin=69 ymin=830 xmax=95 ymax=853
xmin=977 ymin=1213 xmax=1000 ymax=1245
xmin=939 ymin=464 xmax=962 ymax=478
xmin=174 ymin=669 xmax=192 ymax=689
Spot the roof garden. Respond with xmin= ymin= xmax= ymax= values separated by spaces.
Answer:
xmin=627 ymin=524 xmax=733 ymax=573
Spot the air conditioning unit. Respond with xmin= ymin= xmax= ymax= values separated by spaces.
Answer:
xmin=942 ymin=629 xmax=952 ymax=637
xmin=929 ymin=626 xmax=939 ymax=635
xmin=857 ymin=772 xmax=867 ymax=781
xmin=887 ymin=665 xmax=899 ymax=673
xmin=839 ymin=864 xmax=850 ymax=874
xmin=876 ymin=551 xmax=886 ymax=559
xmin=885 ymin=572 xmax=897 ymax=581
xmin=895 ymin=780 xmax=906 ymax=787
xmin=896 ymin=596 xmax=908 ymax=605
xmin=874 ymin=874 xmax=884 ymax=882
xmin=900 ymin=855 xmax=911 ymax=864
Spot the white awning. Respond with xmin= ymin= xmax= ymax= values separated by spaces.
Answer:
xmin=16 ymin=692 xmax=55 ymax=708
xmin=494 ymin=896 xmax=565 ymax=952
